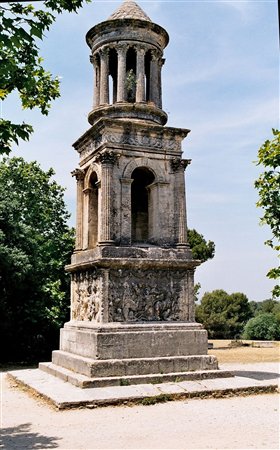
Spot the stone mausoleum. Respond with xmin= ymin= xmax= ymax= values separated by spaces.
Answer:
xmin=40 ymin=0 xmax=220 ymax=387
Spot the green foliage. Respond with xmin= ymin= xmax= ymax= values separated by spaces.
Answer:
xmin=255 ymin=129 xmax=280 ymax=298
xmin=0 ymin=157 xmax=74 ymax=361
xmin=187 ymin=229 xmax=215 ymax=262
xmin=196 ymin=290 xmax=253 ymax=339
xmin=0 ymin=0 xmax=91 ymax=154
xmin=243 ymin=313 xmax=280 ymax=341
xmin=250 ymin=299 xmax=280 ymax=316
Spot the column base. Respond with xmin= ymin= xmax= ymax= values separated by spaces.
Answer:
xmin=39 ymin=322 xmax=225 ymax=388
xmin=97 ymin=240 xmax=115 ymax=246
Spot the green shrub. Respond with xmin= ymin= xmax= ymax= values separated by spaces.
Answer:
xmin=243 ymin=313 xmax=280 ymax=341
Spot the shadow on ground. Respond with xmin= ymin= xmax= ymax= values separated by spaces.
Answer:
xmin=232 ymin=371 xmax=280 ymax=381
xmin=0 ymin=423 xmax=60 ymax=449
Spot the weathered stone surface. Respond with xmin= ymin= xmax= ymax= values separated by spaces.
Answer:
xmin=69 ymin=265 xmax=197 ymax=323
xmin=108 ymin=1 xmax=152 ymax=22
xmin=58 ymin=322 xmax=209 ymax=359
xmin=38 ymin=362 xmax=229 ymax=389
xmin=38 ymin=1 xmax=225 ymax=389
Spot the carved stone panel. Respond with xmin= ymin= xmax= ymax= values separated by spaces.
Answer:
xmin=71 ymin=269 xmax=103 ymax=322
xmin=108 ymin=268 xmax=187 ymax=322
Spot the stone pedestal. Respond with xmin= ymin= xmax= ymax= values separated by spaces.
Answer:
xmin=40 ymin=322 xmax=217 ymax=388
xmin=42 ymin=246 xmax=219 ymax=388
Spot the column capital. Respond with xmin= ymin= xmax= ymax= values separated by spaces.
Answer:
xmin=91 ymin=52 xmax=100 ymax=65
xmin=100 ymin=46 xmax=109 ymax=58
xmin=83 ymin=187 xmax=93 ymax=194
xmin=120 ymin=177 xmax=133 ymax=185
xmin=151 ymin=49 xmax=161 ymax=61
xmin=170 ymin=158 xmax=192 ymax=172
xmin=71 ymin=168 xmax=85 ymax=181
xmin=96 ymin=151 xmax=118 ymax=166
xmin=136 ymin=45 xmax=146 ymax=56
xmin=116 ymin=43 xmax=128 ymax=55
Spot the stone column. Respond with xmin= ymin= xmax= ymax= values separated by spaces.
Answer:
xmin=158 ymin=58 xmax=165 ymax=109
xmin=171 ymin=158 xmax=191 ymax=247
xmin=117 ymin=44 xmax=127 ymax=102
xmin=150 ymin=50 xmax=160 ymax=107
xmin=100 ymin=47 xmax=109 ymax=105
xmin=71 ymin=169 xmax=85 ymax=251
xmin=92 ymin=53 xmax=100 ymax=108
xmin=120 ymin=178 xmax=133 ymax=245
xmin=136 ymin=47 xmax=145 ymax=103
xmin=97 ymin=151 xmax=117 ymax=246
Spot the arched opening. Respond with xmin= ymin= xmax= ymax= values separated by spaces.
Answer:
xmin=131 ymin=167 xmax=155 ymax=243
xmin=126 ymin=47 xmax=137 ymax=103
xmin=145 ymin=50 xmax=152 ymax=102
xmin=109 ymin=48 xmax=118 ymax=104
xmin=88 ymin=171 xmax=99 ymax=248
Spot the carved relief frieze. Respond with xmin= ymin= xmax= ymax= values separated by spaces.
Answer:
xmin=78 ymin=135 xmax=103 ymax=160
xmin=71 ymin=270 xmax=103 ymax=322
xmin=108 ymin=269 xmax=186 ymax=322
xmin=101 ymin=131 xmax=180 ymax=151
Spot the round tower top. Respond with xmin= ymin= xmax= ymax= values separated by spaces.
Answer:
xmin=108 ymin=0 xmax=152 ymax=22
xmin=87 ymin=1 xmax=169 ymax=127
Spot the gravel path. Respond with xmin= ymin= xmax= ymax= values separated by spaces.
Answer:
xmin=1 ymin=363 xmax=279 ymax=449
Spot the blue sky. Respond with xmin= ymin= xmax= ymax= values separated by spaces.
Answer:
xmin=3 ymin=0 xmax=279 ymax=301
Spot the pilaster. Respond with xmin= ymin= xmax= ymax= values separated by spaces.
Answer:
xmin=72 ymin=168 xmax=85 ymax=251
xmin=170 ymin=158 xmax=192 ymax=247
xmin=97 ymin=151 xmax=118 ymax=245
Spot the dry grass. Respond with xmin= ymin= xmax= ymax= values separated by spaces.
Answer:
xmin=209 ymin=340 xmax=280 ymax=364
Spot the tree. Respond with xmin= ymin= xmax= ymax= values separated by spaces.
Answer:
xmin=0 ymin=0 xmax=91 ymax=155
xmin=196 ymin=289 xmax=253 ymax=339
xmin=243 ymin=313 xmax=280 ymax=341
xmin=0 ymin=157 xmax=74 ymax=362
xmin=187 ymin=229 xmax=215 ymax=262
xmin=249 ymin=299 xmax=280 ymax=324
xmin=255 ymin=129 xmax=280 ymax=298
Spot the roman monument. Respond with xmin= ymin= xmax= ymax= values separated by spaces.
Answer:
xmin=40 ymin=0 xmax=220 ymax=387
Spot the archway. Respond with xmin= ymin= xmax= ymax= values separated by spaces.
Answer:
xmin=131 ymin=167 xmax=155 ymax=243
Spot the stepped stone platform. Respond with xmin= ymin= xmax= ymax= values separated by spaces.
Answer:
xmin=40 ymin=322 xmax=221 ymax=388
xmin=39 ymin=356 xmax=228 ymax=389
xmin=8 ymin=363 xmax=279 ymax=410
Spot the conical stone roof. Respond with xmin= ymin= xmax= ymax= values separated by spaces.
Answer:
xmin=108 ymin=0 xmax=151 ymax=22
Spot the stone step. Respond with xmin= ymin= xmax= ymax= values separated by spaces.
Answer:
xmin=51 ymin=350 xmax=219 ymax=378
xmin=39 ymin=361 xmax=232 ymax=389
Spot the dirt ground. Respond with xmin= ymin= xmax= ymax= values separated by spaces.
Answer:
xmin=1 ymin=344 xmax=279 ymax=449
xmin=1 ymin=372 xmax=279 ymax=450
xmin=209 ymin=340 xmax=280 ymax=363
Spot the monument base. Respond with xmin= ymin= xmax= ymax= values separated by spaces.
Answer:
xmin=39 ymin=321 xmax=225 ymax=388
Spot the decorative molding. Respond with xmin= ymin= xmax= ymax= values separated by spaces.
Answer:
xmin=123 ymin=157 xmax=165 ymax=182
xmin=84 ymin=163 xmax=101 ymax=190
